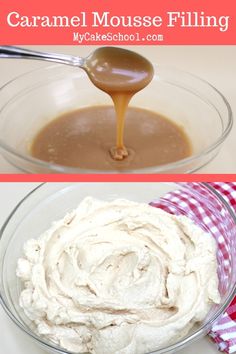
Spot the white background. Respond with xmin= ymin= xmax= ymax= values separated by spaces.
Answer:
xmin=0 ymin=45 xmax=235 ymax=173
xmin=0 ymin=183 xmax=220 ymax=353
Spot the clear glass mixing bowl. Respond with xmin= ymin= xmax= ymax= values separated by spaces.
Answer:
xmin=0 ymin=64 xmax=233 ymax=173
xmin=0 ymin=182 xmax=235 ymax=354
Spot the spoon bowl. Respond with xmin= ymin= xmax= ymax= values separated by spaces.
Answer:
xmin=84 ymin=46 xmax=154 ymax=93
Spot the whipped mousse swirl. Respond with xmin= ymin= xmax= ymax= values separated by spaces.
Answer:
xmin=17 ymin=197 xmax=220 ymax=354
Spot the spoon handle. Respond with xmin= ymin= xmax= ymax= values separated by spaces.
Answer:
xmin=0 ymin=46 xmax=84 ymax=67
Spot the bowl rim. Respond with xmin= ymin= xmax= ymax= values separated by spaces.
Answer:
xmin=0 ymin=63 xmax=233 ymax=174
xmin=0 ymin=182 xmax=236 ymax=353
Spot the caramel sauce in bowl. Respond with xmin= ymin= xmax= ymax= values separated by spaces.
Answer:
xmin=0 ymin=60 xmax=232 ymax=173
xmin=30 ymin=105 xmax=191 ymax=170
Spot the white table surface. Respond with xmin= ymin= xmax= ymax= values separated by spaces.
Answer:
xmin=0 ymin=183 xmax=221 ymax=353
xmin=0 ymin=45 xmax=235 ymax=174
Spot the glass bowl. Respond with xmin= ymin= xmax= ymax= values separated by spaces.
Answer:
xmin=0 ymin=64 xmax=233 ymax=173
xmin=0 ymin=182 xmax=235 ymax=354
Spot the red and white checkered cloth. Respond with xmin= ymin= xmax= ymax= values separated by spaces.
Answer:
xmin=150 ymin=182 xmax=236 ymax=354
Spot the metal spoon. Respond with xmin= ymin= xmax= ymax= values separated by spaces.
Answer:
xmin=0 ymin=45 xmax=154 ymax=94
